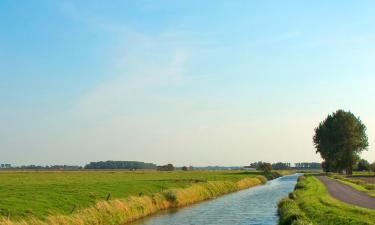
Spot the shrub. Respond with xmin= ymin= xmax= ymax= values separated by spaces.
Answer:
xmin=294 ymin=182 xmax=305 ymax=190
xmin=289 ymin=192 xmax=296 ymax=200
xmin=365 ymin=184 xmax=375 ymax=190
xmin=291 ymin=219 xmax=312 ymax=225
xmin=351 ymin=179 xmax=365 ymax=185
xmin=163 ymin=190 xmax=178 ymax=205
xmin=157 ymin=164 xmax=175 ymax=171
xmin=278 ymin=198 xmax=307 ymax=225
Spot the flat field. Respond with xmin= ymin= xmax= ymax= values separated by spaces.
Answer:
xmin=0 ymin=170 xmax=264 ymax=220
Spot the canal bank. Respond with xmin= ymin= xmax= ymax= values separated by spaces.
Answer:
xmin=130 ymin=174 xmax=301 ymax=225
xmin=1 ymin=173 xmax=280 ymax=225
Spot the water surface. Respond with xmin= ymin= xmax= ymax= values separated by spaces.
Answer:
xmin=131 ymin=174 xmax=300 ymax=225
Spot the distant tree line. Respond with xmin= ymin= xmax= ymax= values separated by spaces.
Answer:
xmin=247 ymin=161 xmax=322 ymax=170
xmin=157 ymin=164 xmax=175 ymax=171
xmin=294 ymin=162 xmax=321 ymax=169
xmin=20 ymin=165 xmax=82 ymax=170
xmin=0 ymin=164 xmax=11 ymax=169
xmin=248 ymin=161 xmax=272 ymax=172
xmin=181 ymin=166 xmax=194 ymax=171
xmin=84 ymin=161 xmax=157 ymax=170
xmin=0 ymin=164 xmax=82 ymax=170
xmin=272 ymin=162 xmax=291 ymax=170
xmin=249 ymin=161 xmax=264 ymax=169
xmin=194 ymin=166 xmax=241 ymax=170
xmin=258 ymin=162 xmax=272 ymax=173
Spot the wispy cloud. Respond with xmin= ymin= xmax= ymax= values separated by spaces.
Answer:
xmin=59 ymin=0 xmax=125 ymax=32
xmin=73 ymin=48 xmax=187 ymax=120
xmin=59 ymin=1 xmax=192 ymax=120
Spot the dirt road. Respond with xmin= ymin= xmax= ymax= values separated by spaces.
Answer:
xmin=317 ymin=176 xmax=375 ymax=210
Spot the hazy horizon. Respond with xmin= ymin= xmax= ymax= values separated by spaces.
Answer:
xmin=1 ymin=1 xmax=375 ymax=166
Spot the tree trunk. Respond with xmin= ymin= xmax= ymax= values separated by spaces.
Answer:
xmin=346 ymin=166 xmax=353 ymax=175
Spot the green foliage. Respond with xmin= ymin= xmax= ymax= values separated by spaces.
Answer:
xmin=260 ymin=171 xmax=283 ymax=180
xmin=355 ymin=159 xmax=371 ymax=172
xmin=313 ymin=110 xmax=369 ymax=175
xmin=163 ymin=190 xmax=178 ymax=205
xmin=257 ymin=162 xmax=272 ymax=173
xmin=157 ymin=164 xmax=175 ymax=171
xmin=364 ymin=184 xmax=375 ymax=190
xmin=278 ymin=198 xmax=309 ymax=225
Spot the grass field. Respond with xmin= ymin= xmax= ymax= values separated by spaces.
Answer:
xmin=0 ymin=170 xmax=271 ymax=222
xmin=278 ymin=175 xmax=375 ymax=225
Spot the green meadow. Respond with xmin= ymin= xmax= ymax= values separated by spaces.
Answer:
xmin=0 ymin=170 xmax=268 ymax=221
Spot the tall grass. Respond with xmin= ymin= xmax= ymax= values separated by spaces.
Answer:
xmin=0 ymin=176 xmax=266 ymax=225
xmin=278 ymin=176 xmax=311 ymax=225
xmin=278 ymin=198 xmax=310 ymax=225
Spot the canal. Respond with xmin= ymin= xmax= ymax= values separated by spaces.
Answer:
xmin=131 ymin=173 xmax=301 ymax=225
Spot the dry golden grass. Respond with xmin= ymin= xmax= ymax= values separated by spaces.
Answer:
xmin=1 ymin=176 xmax=266 ymax=225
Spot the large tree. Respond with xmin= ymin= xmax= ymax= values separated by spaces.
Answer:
xmin=313 ymin=110 xmax=368 ymax=175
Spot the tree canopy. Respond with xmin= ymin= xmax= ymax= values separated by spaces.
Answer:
xmin=256 ymin=162 xmax=272 ymax=173
xmin=157 ymin=164 xmax=175 ymax=171
xmin=313 ymin=110 xmax=368 ymax=175
xmin=355 ymin=159 xmax=370 ymax=172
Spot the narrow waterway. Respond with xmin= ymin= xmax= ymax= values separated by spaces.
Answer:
xmin=131 ymin=174 xmax=301 ymax=225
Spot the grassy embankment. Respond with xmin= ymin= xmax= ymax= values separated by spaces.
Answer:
xmin=278 ymin=175 xmax=375 ymax=225
xmin=0 ymin=170 xmax=284 ymax=225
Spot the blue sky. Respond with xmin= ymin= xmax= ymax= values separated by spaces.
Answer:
xmin=1 ymin=0 xmax=375 ymax=166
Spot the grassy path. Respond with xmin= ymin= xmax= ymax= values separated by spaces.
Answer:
xmin=278 ymin=175 xmax=375 ymax=225
xmin=317 ymin=176 xmax=375 ymax=209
